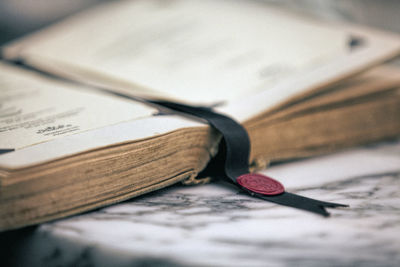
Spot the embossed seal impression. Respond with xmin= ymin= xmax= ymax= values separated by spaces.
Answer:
xmin=237 ymin=173 xmax=285 ymax=196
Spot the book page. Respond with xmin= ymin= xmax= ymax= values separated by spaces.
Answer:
xmin=0 ymin=62 xmax=156 ymax=150
xmin=5 ymin=0 xmax=349 ymax=105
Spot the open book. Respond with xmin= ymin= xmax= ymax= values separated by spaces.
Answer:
xmin=1 ymin=0 xmax=400 ymax=231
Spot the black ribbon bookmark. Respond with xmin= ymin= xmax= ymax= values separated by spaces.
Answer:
xmin=150 ymin=100 xmax=348 ymax=217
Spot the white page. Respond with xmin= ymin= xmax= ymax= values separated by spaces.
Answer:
xmin=0 ymin=63 xmax=208 ymax=169
xmin=5 ymin=0 xmax=349 ymax=104
xmin=0 ymin=62 xmax=156 ymax=150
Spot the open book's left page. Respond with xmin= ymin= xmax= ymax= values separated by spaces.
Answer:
xmin=0 ymin=62 xmax=207 ymax=169
xmin=0 ymin=62 xmax=155 ymax=150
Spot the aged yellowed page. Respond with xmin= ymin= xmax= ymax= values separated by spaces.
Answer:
xmin=4 ymin=0 xmax=349 ymax=104
xmin=0 ymin=62 xmax=156 ymax=150
xmin=3 ymin=0 xmax=400 ymax=121
xmin=0 ymin=62 xmax=207 ymax=169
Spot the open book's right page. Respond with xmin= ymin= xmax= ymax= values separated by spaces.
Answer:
xmin=3 ymin=0 xmax=400 ymax=121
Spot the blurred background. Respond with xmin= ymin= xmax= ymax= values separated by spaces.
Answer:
xmin=0 ymin=0 xmax=400 ymax=46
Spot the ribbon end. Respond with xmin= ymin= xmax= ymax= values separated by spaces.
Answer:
xmin=318 ymin=202 xmax=349 ymax=217
xmin=255 ymin=191 xmax=349 ymax=217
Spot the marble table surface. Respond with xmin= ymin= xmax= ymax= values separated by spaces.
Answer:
xmin=2 ymin=140 xmax=400 ymax=267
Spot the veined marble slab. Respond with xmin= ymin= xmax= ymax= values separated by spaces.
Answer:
xmin=2 ymin=141 xmax=400 ymax=267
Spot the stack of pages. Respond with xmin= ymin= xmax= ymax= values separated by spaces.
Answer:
xmin=1 ymin=0 xmax=400 ymax=231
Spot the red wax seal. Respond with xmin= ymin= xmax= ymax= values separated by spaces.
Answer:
xmin=237 ymin=173 xmax=285 ymax=196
